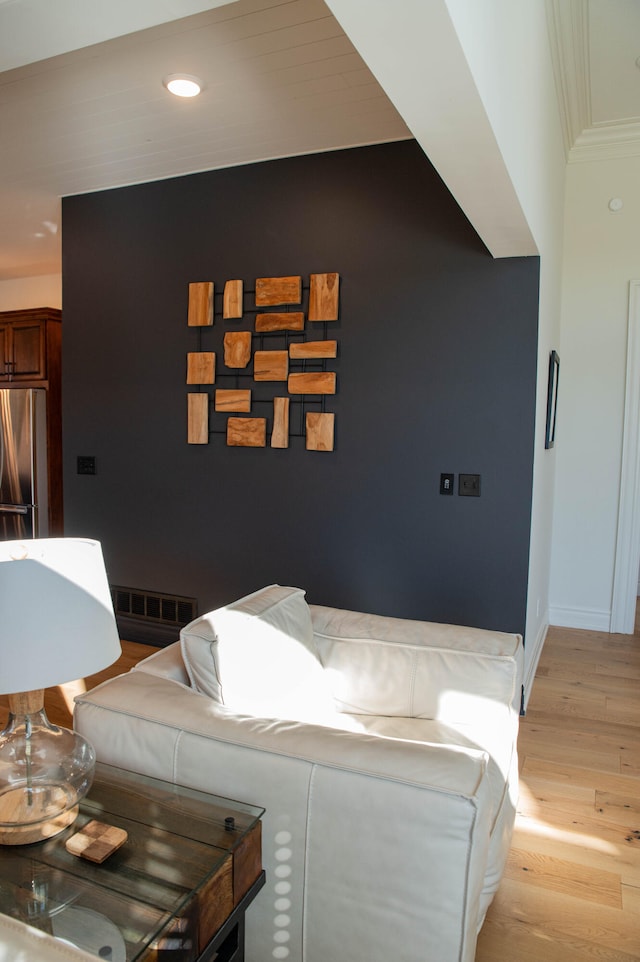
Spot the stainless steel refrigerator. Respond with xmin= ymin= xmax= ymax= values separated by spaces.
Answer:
xmin=0 ymin=389 xmax=48 ymax=540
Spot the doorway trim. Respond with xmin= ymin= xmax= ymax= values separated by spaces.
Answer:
xmin=611 ymin=280 xmax=640 ymax=634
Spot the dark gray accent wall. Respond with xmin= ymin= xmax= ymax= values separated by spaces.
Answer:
xmin=62 ymin=141 xmax=539 ymax=641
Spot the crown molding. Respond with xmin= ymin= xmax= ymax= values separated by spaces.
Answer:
xmin=569 ymin=122 xmax=640 ymax=162
xmin=546 ymin=0 xmax=590 ymax=160
xmin=546 ymin=0 xmax=640 ymax=163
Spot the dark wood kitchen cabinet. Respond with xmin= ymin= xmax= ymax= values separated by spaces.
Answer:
xmin=0 ymin=308 xmax=62 ymax=534
xmin=0 ymin=308 xmax=60 ymax=382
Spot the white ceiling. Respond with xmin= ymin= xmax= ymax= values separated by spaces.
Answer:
xmin=0 ymin=0 xmax=411 ymax=279
xmin=0 ymin=0 xmax=638 ymax=281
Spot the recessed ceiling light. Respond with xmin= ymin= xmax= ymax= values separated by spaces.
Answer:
xmin=163 ymin=74 xmax=203 ymax=98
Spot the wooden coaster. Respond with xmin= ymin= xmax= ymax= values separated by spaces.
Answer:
xmin=65 ymin=820 xmax=128 ymax=863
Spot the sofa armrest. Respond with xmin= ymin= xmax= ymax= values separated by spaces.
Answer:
xmin=131 ymin=642 xmax=190 ymax=685
xmin=75 ymin=671 xmax=489 ymax=799
xmin=310 ymin=604 xmax=523 ymax=718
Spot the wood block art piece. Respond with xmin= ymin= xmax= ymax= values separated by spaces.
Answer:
xmin=271 ymin=397 xmax=290 ymax=448
xmin=255 ymin=312 xmax=304 ymax=333
xmin=185 ymin=269 xmax=340 ymax=454
xmin=188 ymin=393 xmax=209 ymax=444
xmin=188 ymin=282 xmax=214 ymax=327
xmin=224 ymin=331 xmax=252 ymax=368
xmin=308 ymin=273 xmax=339 ymax=321
xmin=227 ymin=417 xmax=267 ymax=447
xmin=215 ymin=389 xmax=251 ymax=412
xmin=306 ymin=412 xmax=335 ymax=451
xmin=255 ymin=276 xmax=302 ymax=307
xmin=223 ymin=280 xmax=243 ymax=319
xmin=254 ymin=350 xmax=289 ymax=381
xmin=187 ymin=352 xmax=215 ymax=384
xmin=288 ymin=371 xmax=336 ymax=395
xmin=289 ymin=340 xmax=337 ymax=359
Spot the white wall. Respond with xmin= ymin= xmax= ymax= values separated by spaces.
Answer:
xmin=0 ymin=274 xmax=62 ymax=310
xmin=324 ymin=0 xmax=536 ymax=258
xmin=549 ymin=155 xmax=640 ymax=629
xmin=326 ymin=0 xmax=566 ymax=702
xmin=440 ymin=0 xmax=567 ymax=702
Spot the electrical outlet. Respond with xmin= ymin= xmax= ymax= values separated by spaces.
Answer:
xmin=459 ymin=473 xmax=481 ymax=497
xmin=77 ymin=456 xmax=96 ymax=476
xmin=440 ymin=473 xmax=455 ymax=495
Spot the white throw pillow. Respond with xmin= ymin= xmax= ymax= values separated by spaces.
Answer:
xmin=180 ymin=585 xmax=333 ymax=719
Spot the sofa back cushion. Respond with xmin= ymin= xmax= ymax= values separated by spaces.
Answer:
xmin=180 ymin=585 xmax=332 ymax=717
xmin=311 ymin=604 xmax=522 ymax=718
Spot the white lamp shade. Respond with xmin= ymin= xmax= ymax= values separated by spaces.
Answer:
xmin=0 ymin=538 xmax=121 ymax=693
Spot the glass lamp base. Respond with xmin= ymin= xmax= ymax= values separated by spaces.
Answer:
xmin=0 ymin=787 xmax=78 ymax=844
xmin=0 ymin=693 xmax=96 ymax=846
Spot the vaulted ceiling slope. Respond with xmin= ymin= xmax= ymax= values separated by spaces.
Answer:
xmin=0 ymin=0 xmax=637 ymax=279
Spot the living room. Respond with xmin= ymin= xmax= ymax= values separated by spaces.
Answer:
xmin=0 ymin=2 xmax=638 ymax=960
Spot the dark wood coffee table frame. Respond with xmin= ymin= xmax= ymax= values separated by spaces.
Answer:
xmin=198 ymin=872 xmax=265 ymax=962
xmin=0 ymin=763 xmax=265 ymax=962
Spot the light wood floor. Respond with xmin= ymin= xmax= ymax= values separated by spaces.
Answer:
xmin=477 ymin=613 xmax=640 ymax=961
xmin=1 ymin=620 xmax=638 ymax=960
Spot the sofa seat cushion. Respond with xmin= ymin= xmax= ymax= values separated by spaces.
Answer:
xmin=180 ymin=585 xmax=333 ymax=718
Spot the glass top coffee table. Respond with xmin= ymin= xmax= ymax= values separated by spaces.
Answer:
xmin=0 ymin=763 xmax=265 ymax=961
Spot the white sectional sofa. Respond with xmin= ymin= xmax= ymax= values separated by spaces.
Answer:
xmin=0 ymin=914 xmax=96 ymax=962
xmin=74 ymin=585 xmax=523 ymax=962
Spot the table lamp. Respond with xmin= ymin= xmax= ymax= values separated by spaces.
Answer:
xmin=0 ymin=538 xmax=122 ymax=845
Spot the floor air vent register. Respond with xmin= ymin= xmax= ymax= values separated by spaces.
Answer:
xmin=111 ymin=586 xmax=197 ymax=646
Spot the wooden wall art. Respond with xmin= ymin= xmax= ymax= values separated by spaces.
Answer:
xmin=256 ymin=312 xmax=304 ymax=333
xmin=306 ymin=412 xmax=334 ymax=451
xmin=227 ymin=417 xmax=266 ymax=447
xmin=224 ymin=332 xmax=251 ymax=368
xmin=255 ymin=276 xmax=302 ymax=306
xmin=186 ymin=272 xmax=339 ymax=452
xmin=187 ymin=282 xmax=213 ymax=327
xmin=188 ymin=394 xmax=208 ymax=444
xmin=309 ymin=273 xmax=339 ymax=321
xmin=289 ymin=340 xmax=337 ymax=359
xmin=215 ymin=390 xmax=251 ymax=412
xmin=254 ymin=350 xmax=289 ymax=382
xmin=271 ymin=397 xmax=290 ymax=449
xmin=187 ymin=352 xmax=215 ymax=384
xmin=288 ymin=372 xmax=336 ymax=395
xmin=223 ymin=280 xmax=243 ymax=319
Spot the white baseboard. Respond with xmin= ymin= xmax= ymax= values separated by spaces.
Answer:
xmin=523 ymin=619 xmax=548 ymax=712
xmin=548 ymin=605 xmax=611 ymax=632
